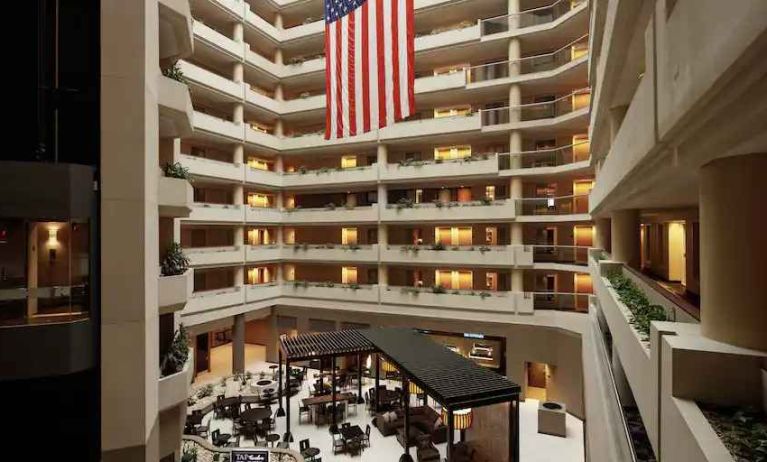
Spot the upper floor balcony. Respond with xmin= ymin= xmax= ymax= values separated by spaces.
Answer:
xmin=466 ymin=34 xmax=589 ymax=87
xmin=185 ymin=286 xmax=244 ymax=314
xmin=480 ymin=88 xmax=591 ymax=131
xmin=179 ymin=60 xmax=243 ymax=101
xmin=282 ymin=281 xmax=380 ymax=304
xmin=281 ymin=164 xmax=378 ymax=189
xmin=192 ymin=20 xmax=243 ymax=59
xmin=381 ymin=154 xmax=498 ymax=183
xmin=245 ymin=244 xmax=282 ymax=262
xmin=245 ymin=206 xmax=283 ymax=224
xmin=180 ymin=154 xmax=244 ymax=182
xmin=381 ymin=199 xmax=515 ymax=223
xmin=158 ymin=174 xmax=193 ymax=218
xmin=185 ymin=245 xmax=245 ymax=267
xmin=187 ymin=203 xmax=244 ymax=223
xmin=159 ymin=0 xmax=193 ymax=63
xmin=285 ymin=243 xmax=379 ymax=263
xmin=193 ymin=111 xmax=244 ymax=141
xmin=479 ymin=0 xmax=588 ymax=37
xmin=380 ymin=244 xmax=525 ymax=267
xmin=381 ymin=285 xmax=524 ymax=314
xmin=498 ymin=139 xmax=591 ymax=175
xmin=514 ymin=194 xmax=590 ymax=221
xmin=282 ymin=204 xmax=380 ymax=224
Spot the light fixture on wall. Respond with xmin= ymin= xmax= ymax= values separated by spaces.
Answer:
xmin=47 ymin=227 xmax=58 ymax=245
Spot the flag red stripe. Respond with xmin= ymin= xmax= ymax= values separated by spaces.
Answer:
xmin=406 ymin=0 xmax=415 ymax=116
xmin=375 ymin=0 xmax=386 ymax=128
xmin=391 ymin=0 xmax=402 ymax=121
xmin=347 ymin=11 xmax=357 ymax=136
xmin=361 ymin=2 xmax=370 ymax=133
xmin=324 ymin=23 xmax=331 ymax=139
xmin=335 ymin=21 xmax=343 ymax=138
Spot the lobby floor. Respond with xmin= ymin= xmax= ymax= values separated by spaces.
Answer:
xmin=192 ymin=354 xmax=584 ymax=462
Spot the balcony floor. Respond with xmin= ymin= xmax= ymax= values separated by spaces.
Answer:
xmin=190 ymin=344 xmax=584 ymax=462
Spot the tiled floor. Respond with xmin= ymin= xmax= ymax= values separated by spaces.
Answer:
xmin=192 ymin=355 xmax=584 ymax=462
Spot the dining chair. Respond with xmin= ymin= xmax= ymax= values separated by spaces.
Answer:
xmin=332 ymin=433 xmax=345 ymax=454
xmin=363 ymin=424 xmax=371 ymax=447
xmin=299 ymin=438 xmax=310 ymax=452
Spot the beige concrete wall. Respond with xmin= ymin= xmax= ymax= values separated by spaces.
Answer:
xmin=101 ymin=0 xmax=161 ymax=459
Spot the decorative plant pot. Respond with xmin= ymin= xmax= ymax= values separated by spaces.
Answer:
xmin=538 ymin=401 xmax=567 ymax=437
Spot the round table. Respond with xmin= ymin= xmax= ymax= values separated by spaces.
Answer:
xmin=266 ymin=433 xmax=281 ymax=447
xmin=256 ymin=379 xmax=273 ymax=387
xmin=213 ymin=432 xmax=232 ymax=447
xmin=301 ymin=447 xmax=320 ymax=461
xmin=239 ymin=407 xmax=272 ymax=424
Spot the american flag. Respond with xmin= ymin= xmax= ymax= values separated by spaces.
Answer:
xmin=324 ymin=0 xmax=415 ymax=139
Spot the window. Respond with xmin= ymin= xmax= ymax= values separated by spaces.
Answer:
xmin=434 ymin=105 xmax=471 ymax=118
xmin=247 ymin=266 xmax=271 ymax=284
xmin=434 ymin=145 xmax=472 ymax=161
xmin=485 ymin=186 xmax=496 ymax=200
xmin=341 ymin=228 xmax=358 ymax=245
xmin=247 ymin=157 xmax=270 ymax=170
xmin=247 ymin=193 xmax=271 ymax=208
xmin=435 ymin=270 xmax=473 ymax=290
xmin=342 ymin=266 xmax=358 ymax=284
xmin=341 ymin=155 xmax=357 ymax=169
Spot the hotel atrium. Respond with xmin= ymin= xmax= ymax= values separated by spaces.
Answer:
xmin=2 ymin=0 xmax=765 ymax=460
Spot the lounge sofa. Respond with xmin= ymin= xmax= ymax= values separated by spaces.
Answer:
xmin=374 ymin=406 xmax=447 ymax=445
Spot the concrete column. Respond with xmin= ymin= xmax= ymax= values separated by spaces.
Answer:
xmin=508 ymin=0 xmax=521 ymax=28
xmin=232 ymin=314 xmax=245 ymax=374
xmin=101 ymin=0 xmax=160 ymax=458
xmin=235 ymin=265 xmax=244 ymax=287
xmin=511 ymin=269 xmax=523 ymax=292
xmin=235 ymin=226 xmax=245 ymax=248
xmin=274 ymin=49 xmax=283 ymax=65
xmin=275 ymin=155 xmax=284 ymax=173
xmin=276 ymin=191 xmax=284 ymax=209
xmin=378 ymin=184 xmax=388 ymax=208
xmin=610 ymin=209 xmax=640 ymax=269
xmin=377 ymin=144 xmax=388 ymax=166
xmin=509 ymin=130 xmax=522 ymax=168
xmin=274 ymin=119 xmax=284 ymax=138
xmin=234 ymin=184 xmax=244 ymax=206
xmin=699 ymin=153 xmax=767 ymax=351
xmin=274 ymin=84 xmax=284 ymax=102
xmin=594 ymin=218 xmax=611 ymax=253
xmin=378 ymin=263 xmax=388 ymax=286
xmin=274 ymin=13 xmax=283 ymax=30
xmin=232 ymin=22 xmax=244 ymax=43
xmin=510 ymin=223 xmax=523 ymax=245
xmin=378 ymin=224 xmax=388 ymax=247
xmin=233 ymin=144 xmax=244 ymax=165
xmin=232 ymin=62 xmax=244 ymax=83
xmin=233 ymin=103 xmax=244 ymax=125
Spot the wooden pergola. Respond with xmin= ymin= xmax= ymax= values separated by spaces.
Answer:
xmin=278 ymin=328 xmax=521 ymax=462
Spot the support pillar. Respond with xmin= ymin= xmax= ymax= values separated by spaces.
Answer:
xmin=594 ymin=217 xmax=611 ymax=253
xmin=375 ymin=354 xmax=381 ymax=412
xmin=277 ymin=350 xmax=285 ymax=416
xmin=233 ymin=144 xmax=244 ymax=165
xmin=699 ymin=153 xmax=767 ymax=351
xmin=447 ymin=409 xmax=455 ymax=461
xmin=401 ymin=377 xmax=413 ymax=462
xmin=331 ymin=356 xmax=337 ymax=427
xmin=284 ymin=356 xmax=293 ymax=442
xmin=232 ymin=314 xmax=245 ymax=374
xmin=357 ymin=353 xmax=365 ymax=403
xmin=610 ymin=209 xmax=640 ymax=269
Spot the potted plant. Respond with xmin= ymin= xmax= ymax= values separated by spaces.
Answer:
xmin=162 ymin=61 xmax=186 ymax=83
xmin=160 ymin=324 xmax=190 ymax=376
xmin=164 ymin=162 xmax=191 ymax=180
xmin=161 ymin=242 xmax=189 ymax=277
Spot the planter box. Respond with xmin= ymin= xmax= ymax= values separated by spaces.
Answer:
xmin=158 ymin=269 xmax=193 ymax=314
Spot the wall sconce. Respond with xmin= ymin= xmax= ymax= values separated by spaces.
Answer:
xmin=47 ymin=227 xmax=58 ymax=245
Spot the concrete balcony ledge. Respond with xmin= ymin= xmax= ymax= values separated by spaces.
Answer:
xmin=158 ymin=175 xmax=193 ymax=218
xmin=379 ymin=113 xmax=481 ymax=141
xmin=158 ymin=269 xmax=193 ymax=315
xmin=179 ymin=60 xmax=243 ymax=100
xmin=281 ymin=165 xmax=378 ymax=189
xmin=381 ymin=200 xmax=514 ymax=223
xmin=159 ymin=0 xmax=193 ymax=62
xmin=382 ymin=286 xmax=527 ymax=313
xmin=180 ymin=154 xmax=244 ymax=182
xmin=245 ymin=245 xmax=282 ymax=262
xmin=245 ymin=207 xmax=283 ymax=224
xmin=285 ymin=244 xmax=379 ymax=263
xmin=381 ymin=155 xmax=498 ymax=182
xmin=185 ymin=287 xmax=244 ymax=313
xmin=381 ymin=245 xmax=517 ymax=267
xmin=282 ymin=204 xmax=379 ymax=224
xmin=245 ymin=167 xmax=282 ymax=187
xmin=245 ymin=283 xmax=282 ymax=303
xmin=193 ymin=20 xmax=243 ymax=59
xmin=193 ymin=111 xmax=244 ymax=141
xmin=188 ymin=203 xmax=244 ymax=223
xmin=158 ymin=75 xmax=194 ymax=138
xmin=282 ymin=282 xmax=379 ymax=304
xmin=186 ymin=245 xmax=244 ymax=266
xmin=159 ymin=356 xmax=192 ymax=411
xmin=415 ymin=24 xmax=480 ymax=53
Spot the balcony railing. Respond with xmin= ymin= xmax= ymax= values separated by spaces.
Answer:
xmin=480 ymin=88 xmax=591 ymax=126
xmin=480 ymin=0 xmax=587 ymax=35
xmin=515 ymin=194 xmax=589 ymax=215
xmin=467 ymin=35 xmax=589 ymax=83
xmin=530 ymin=245 xmax=590 ymax=264
xmin=531 ymin=292 xmax=590 ymax=311
xmin=0 ymin=285 xmax=89 ymax=326
xmin=498 ymin=140 xmax=590 ymax=169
